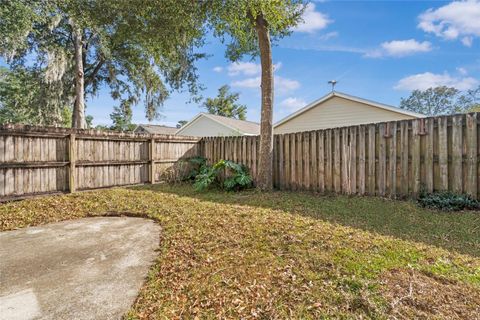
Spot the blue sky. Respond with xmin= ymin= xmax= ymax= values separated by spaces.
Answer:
xmin=7 ymin=0 xmax=480 ymax=127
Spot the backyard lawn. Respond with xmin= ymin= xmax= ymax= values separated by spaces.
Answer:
xmin=1 ymin=184 xmax=479 ymax=319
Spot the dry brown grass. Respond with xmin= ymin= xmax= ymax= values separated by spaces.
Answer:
xmin=381 ymin=268 xmax=480 ymax=319
xmin=1 ymin=184 xmax=479 ymax=319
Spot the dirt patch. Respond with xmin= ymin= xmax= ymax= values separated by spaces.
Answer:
xmin=380 ymin=268 xmax=480 ymax=319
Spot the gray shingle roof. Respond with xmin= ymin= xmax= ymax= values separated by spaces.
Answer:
xmin=200 ymin=113 xmax=260 ymax=135
xmin=134 ymin=124 xmax=178 ymax=135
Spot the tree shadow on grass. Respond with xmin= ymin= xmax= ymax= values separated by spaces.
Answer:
xmin=130 ymin=184 xmax=480 ymax=257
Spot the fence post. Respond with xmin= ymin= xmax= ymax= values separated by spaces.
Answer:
xmin=69 ymin=133 xmax=76 ymax=193
xmin=150 ymin=137 xmax=155 ymax=184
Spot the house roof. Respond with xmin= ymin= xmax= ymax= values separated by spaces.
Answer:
xmin=274 ymin=91 xmax=425 ymax=128
xmin=135 ymin=124 xmax=178 ymax=135
xmin=176 ymin=113 xmax=260 ymax=136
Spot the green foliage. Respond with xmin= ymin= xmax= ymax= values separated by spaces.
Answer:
xmin=85 ymin=115 xmax=94 ymax=129
xmin=0 ymin=67 xmax=71 ymax=126
xmin=0 ymin=0 xmax=207 ymax=124
xmin=207 ymin=0 xmax=306 ymax=61
xmin=0 ymin=67 xmax=96 ymax=127
xmin=462 ymin=86 xmax=480 ymax=112
xmin=400 ymin=85 xmax=480 ymax=116
xmin=202 ymin=85 xmax=247 ymax=120
xmin=186 ymin=157 xmax=252 ymax=191
xmin=110 ymin=104 xmax=136 ymax=132
xmin=417 ymin=190 xmax=480 ymax=211
xmin=184 ymin=156 xmax=208 ymax=181
xmin=176 ymin=120 xmax=188 ymax=129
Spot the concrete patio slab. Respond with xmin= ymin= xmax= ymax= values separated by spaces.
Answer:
xmin=0 ymin=216 xmax=160 ymax=320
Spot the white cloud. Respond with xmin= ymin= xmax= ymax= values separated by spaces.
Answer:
xmin=394 ymin=72 xmax=479 ymax=91
xmin=365 ymin=39 xmax=432 ymax=58
xmin=457 ymin=67 xmax=468 ymax=75
xmin=319 ymin=31 xmax=339 ymax=41
xmin=231 ymin=76 xmax=300 ymax=93
xmin=227 ymin=61 xmax=261 ymax=76
xmin=213 ymin=66 xmax=223 ymax=73
xmin=273 ymin=62 xmax=282 ymax=72
xmin=381 ymin=39 xmax=432 ymax=56
xmin=418 ymin=0 xmax=480 ymax=46
xmin=227 ymin=61 xmax=282 ymax=76
xmin=276 ymin=77 xmax=301 ymax=92
xmin=280 ymin=97 xmax=307 ymax=111
xmin=231 ymin=77 xmax=260 ymax=88
xmin=462 ymin=36 xmax=473 ymax=47
xmin=294 ymin=3 xmax=332 ymax=33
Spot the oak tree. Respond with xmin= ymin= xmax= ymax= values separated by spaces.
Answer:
xmin=1 ymin=0 xmax=206 ymax=128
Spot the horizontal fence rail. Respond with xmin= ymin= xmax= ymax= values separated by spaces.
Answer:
xmin=200 ymin=113 xmax=479 ymax=199
xmin=0 ymin=125 xmax=200 ymax=200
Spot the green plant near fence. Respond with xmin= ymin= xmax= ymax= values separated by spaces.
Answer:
xmin=185 ymin=157 xmax=252 ymax=191
xmin=417 ymin=190 xmax=480 ymax=211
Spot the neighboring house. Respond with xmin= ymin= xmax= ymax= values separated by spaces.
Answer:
xmin=134 ymin=124 xmax=178 ymax=135
xmin=175 ymin=113 xmax=260 ymax=137
xmin=274 ymin=91 xmax=424 ymax=134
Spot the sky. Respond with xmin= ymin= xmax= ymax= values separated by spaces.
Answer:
xmin=6 ymin=0 xmax=480 ymax=127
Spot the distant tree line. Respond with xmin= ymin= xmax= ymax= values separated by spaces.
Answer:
xmin=400 ymin=85 xmax=480 ymax=116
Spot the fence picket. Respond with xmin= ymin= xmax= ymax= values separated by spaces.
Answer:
xmin=325 ymin=129 xmax=333 ymax=192
xmin=367 ymin=124 xmax=376 ymax=195
xmin=411 ymin=120 xmax=421 ymax=196
xmin=333 ymin=128 xmax=341 ymax=193
xmin=387 ymin=122 xmax=397 ymax=197
xmin=310 ymin=131 xmax=317 ymax=191
xmin=285 ymin=134 xmax=291 ymax=190
xmin=451 ymin=115 xmax=463 ymax=193
xmin=297 ymin=133 xmax=303 ymax=189
xmin=341 ymin=128 xmax=349 ymax=193
xmin=349 ymin=127 xmax=357 ymax=194
xmin=438 ymin=117 xmax=449 ymax=190
xmin=424 ymin=119 xmax=434 ymax=193
xmin=465 ymin=113 xmax=477 ymax=198
xmin=400 ymin=121 xmax=409 ymax=196
xmin=318 ymin=131 xmax=325 ymax=193
xmin=304 ymin=132 xmax=310 ymax=190
xmin=358 ymin=126 xmax=366 ymax=195
xmin=378 ymin=124 xmax=386 ymax=196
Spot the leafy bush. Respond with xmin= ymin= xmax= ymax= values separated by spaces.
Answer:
xmin=185 ymin=157 xmax=252 ymax=191
xmin=417 ymin=190 xmax=480 ymax=211
xmin=183 ymin=156 xmax=208 ymax=181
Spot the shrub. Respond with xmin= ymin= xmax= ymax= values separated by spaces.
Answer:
xmin=185 ymin=157 xmax=253 ymax=191
xmin=417 ymin=190 xmax=480 ymax=211
xmin=183 ymin=156 xmax=208 ymax=181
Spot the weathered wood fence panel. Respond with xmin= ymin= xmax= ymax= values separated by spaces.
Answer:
xmin=0 ymin=125 xmax=199 ymax=200
xmin=200 ymin=113 xmax=480 ymax=199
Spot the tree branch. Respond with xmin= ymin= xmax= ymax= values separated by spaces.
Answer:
xmin=84 ymin=58 xmax=105 ymax=88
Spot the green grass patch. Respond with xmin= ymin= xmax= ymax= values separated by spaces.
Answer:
xmin=1 ymin=184 xmax=479 ymax=319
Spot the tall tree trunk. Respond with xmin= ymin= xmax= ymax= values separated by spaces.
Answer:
xmin=72 ymin=27 xmax=86 ymax=128
xmin=255 ymin=14 xmax=274 ymax=191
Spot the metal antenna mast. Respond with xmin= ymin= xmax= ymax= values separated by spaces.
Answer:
xmin=328 ymin=80 xmax=337 ymax=92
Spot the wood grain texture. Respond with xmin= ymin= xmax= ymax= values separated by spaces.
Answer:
xmin=3 ymin=113 xmax=480 ymax=200
xmin=0 ymin=127 xmax=200 ymax=199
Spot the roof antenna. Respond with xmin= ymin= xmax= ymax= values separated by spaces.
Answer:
xmin=328 ymin=80 xmax=337 ymax=92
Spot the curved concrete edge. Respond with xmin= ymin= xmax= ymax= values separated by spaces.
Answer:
xmin=0 ymin=216 xmax=161 ymax=320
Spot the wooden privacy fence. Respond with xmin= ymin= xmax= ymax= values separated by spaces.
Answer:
xmin=201 ymin=113 xmax=479 ymax=199
xmin=0 ymin=125 xmax=200 ymax=200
